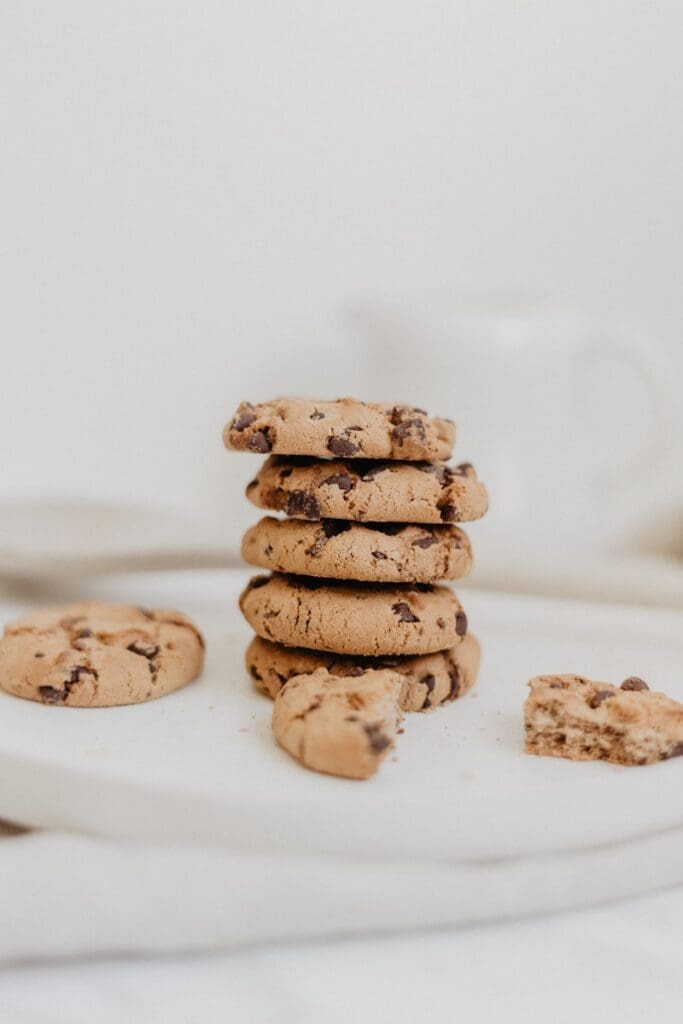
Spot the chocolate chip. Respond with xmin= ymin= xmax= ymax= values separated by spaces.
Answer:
xmin=455 ymin=610 xmax=467 ymax=636
xmin=310 ymin=409 xmax=325 ymax=420
xmin=392 ymin=601 xmax=420 ymax=623
xmin=323 ymin=473 xmax=355 ymax=492
xmin=447 ymin=667 xmax=461 ymax=701
xmin=665 ymin=742 xmax=683 ymax=760
xmin=588 ymin=689 xmax=615 ymax=709
xmin=392 ymin=417 xmax=426 ymax=446
xmin=69 ymin=665 xmax=97 ymax=682
xmin=345 ymin=665 xmax=366 ymax=678
xmin=127 ymin=641 xmax=160 ymax=660
xmin=438 ymin=501 xmax=456 ymax=522
xmin=34 ymin=652 xmax=45 ymax=658
xmin=437 ymin=617 xmax=445 ymax=629
xmin=232 ymin=403 xmax=256 ymax=431
xmin=327 ymin=434 xmax=360 ymax=457
xmin=285 ymin=490 xmax=321 ymax=520
xmin=419 ymin=463 xmax=449 ymax=486
xmin=247 ymin=429 xmax=272 ymax=453
xmin=248 ymin=663 xmax=263 ymax=681
xmin=620 ymin=676 xmax=650 ymax=691
xmin=412 ymin=534 xmax=438 ymax=549
xmin=421 ymin=673 xmax=436 ymax=709
xmin=364 ymin=722 xmax=392 ymax=754
xmin=548 ymin=679 xmax=570 ymax=689
xmin=39 ymin=685 xmax=67 ymax=704
xmin=371 ymin=551 xmax=387 ymax=560
xmin=453 ymin=462 xmax=474 ymax=476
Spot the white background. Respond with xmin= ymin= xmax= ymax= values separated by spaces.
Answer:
xmin=1 ymin=1 xmax=682 ymax=525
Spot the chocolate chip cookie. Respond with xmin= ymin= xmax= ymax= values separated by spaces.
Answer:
xmin=246 ymin=633 xmax=480 ymax=711
xmin=525 ymin=674 xmax=683 ymax=765
xmin=241 ymin=515 xmax=472 ymax=583
xmin=0 ymin=601 xmax=204 ymax=707
xmin=246 ymin=456 xmax=488 ymax=524
xmin=272 ymin=667 xmax=405 ymax=779
xmin=224 ymin=397 xmax=455 ymax=461
xmin=239 ymin=573 xmax=467 ymax=656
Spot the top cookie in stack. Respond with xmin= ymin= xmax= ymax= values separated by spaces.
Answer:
xmin=224 ymin=396 xmax=489 ymax=779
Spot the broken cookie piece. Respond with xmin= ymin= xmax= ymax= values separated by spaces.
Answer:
xmin=272 ymin=667 xmax=405 ymax=779
xmin=525 ymin=674 xmax=683 ymax=766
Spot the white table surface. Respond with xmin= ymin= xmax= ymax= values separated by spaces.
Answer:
xmin=1 ymin=886 xmax=681 ymax=1024
xmin=1 ymin=569 xmax=681 ymax=1019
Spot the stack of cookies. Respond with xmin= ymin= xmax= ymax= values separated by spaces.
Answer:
xmin=224 ymin=397 xmax=488 ymax=779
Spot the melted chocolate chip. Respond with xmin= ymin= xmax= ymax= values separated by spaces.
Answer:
xmin=327 ymin=434 xmax=360 ymax=457
xmin=421 ymin=673 xmax=436 ymax=709
xmin=392 ymin=602 xmax=420 ymax=623
xmin=364 ymin=722 xmax=392 ymax=754
xmin=285 ymin=490 xmax=321 ymax=520
xmin=455 ymin=610 xmax=468 ymax=636
xmin=247 ymin=429 xmax=272 ymax=454
xmin=323 ymin=473 xmax=355 ymax=492
xmin=620 ymin=676 xmax=650 ymax=692
xmin=588 ymin=689 xmax=615 ymax=709
xmin=412 ymin=534 xmax=438 ymax=549
xmin=232 ymin=403 xmax=256 ymax=431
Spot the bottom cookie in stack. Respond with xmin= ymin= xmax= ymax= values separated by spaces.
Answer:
xmin=246 ymin=633 xmax=480 ymax=713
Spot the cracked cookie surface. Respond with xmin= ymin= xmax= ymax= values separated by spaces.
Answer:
xmin=272 ymin=667 xmax=405 ymax=778
xmin=239 ymin=573 xmax=467 ymax=656
xmin=224 ymin=397 xmax=455 ymax=461
xmin=246 ymin=456 xmax=488 ymax=524
xmin=241 ymin=515 xmax=473 ymax=583
xmin=246 ymin=633 xmax=480 ymax=711
xmin=0 ymin=601 xmax=204 ymax=707
xmin=525 ymin=674 xmax=683 ymax=765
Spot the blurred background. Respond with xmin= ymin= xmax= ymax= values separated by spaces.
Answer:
xmin=1 ymin=1 xmax=682 ymax=590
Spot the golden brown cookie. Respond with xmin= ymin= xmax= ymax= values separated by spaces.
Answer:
xmin=525 ymin=674 xmax=683 ymax=765
xmin=224 ymin=397 xmax=455 ymax=461
xmin=246 ymin=456 xmax=488 ymax=524
xmin=241 ymin=516 xmax=472 ymax=584
xmin=272 ymin=667 xmax=404 ymax=779
xmin=246 ymin=633 xmax=480 ymax=711
xmin=239 ymin=573 xmax=467 ymax=656
xmin=0 ymin=601 xmax=204 ymax=707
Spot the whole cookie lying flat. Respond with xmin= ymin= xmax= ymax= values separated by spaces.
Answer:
xmin=525 ymin=674 xmax=683 ymax=765
xmin=247 ymin=456 xmax=488 ymax=524
xmin=224 ymin=397 xmax=455 ymax=461
xmin=239 ymin=573 xmax=467 ymax=656
xmin=241 ymin=516 xmax=472 ymax=583
xmin=246 ymin=633 xmax=480 ymax=712
xmin=272 ymin=667 xmax=404 ymax=779
xmin=0 ymin=601 xmax=204 ymax=707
